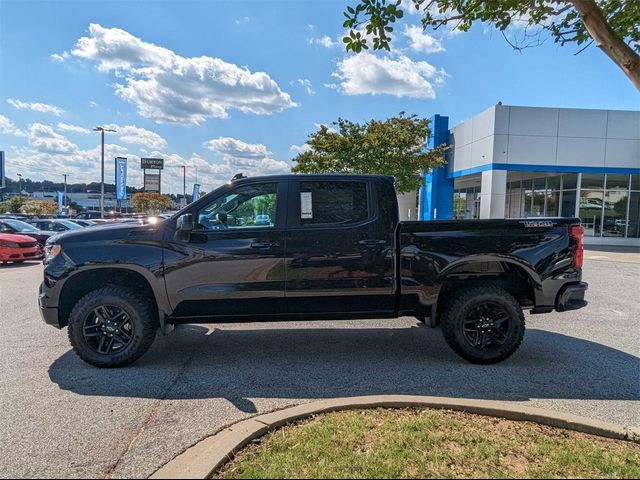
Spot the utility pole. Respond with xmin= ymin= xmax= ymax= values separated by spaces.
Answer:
xmin=94 ymin=127 xmax=116 ymax=218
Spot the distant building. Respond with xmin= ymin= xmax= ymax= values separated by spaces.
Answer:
xmin=31 ymin=191 xmax=131 ymax=211
xmin=417 ymin=105 xmax=639 ymax=246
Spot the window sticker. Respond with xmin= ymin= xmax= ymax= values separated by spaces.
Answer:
xmin=300 ymin=191 xmax=313 ymax=219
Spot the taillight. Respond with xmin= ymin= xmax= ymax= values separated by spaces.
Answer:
xmin=569 ymin=224 xmax=584 ymax=269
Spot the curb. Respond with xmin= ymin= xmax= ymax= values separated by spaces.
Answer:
xmin=150 ymin=395 xmax=640 ymax=479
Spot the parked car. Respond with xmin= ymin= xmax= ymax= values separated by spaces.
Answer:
xmin=0 ymin=232 xmax=40 ymax=264
xmin=67 ymin=219 xmax=96 ymax=227
xmin=40 ymin=174 xmax=587 ymax=367
xmin=76 ymin=211 xmax=122 ymax=220
xmin=0 ymin=218 xmax=55 ymax=252
xmin=27 ymin=219 xmax=83 ymax=233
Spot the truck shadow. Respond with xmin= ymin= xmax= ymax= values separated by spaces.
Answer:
xmin=48 ymin=324 xmax=639 ymax=413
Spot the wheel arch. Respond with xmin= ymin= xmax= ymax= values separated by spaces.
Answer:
xmin=58 ymin=266 xmax=170 ymax=329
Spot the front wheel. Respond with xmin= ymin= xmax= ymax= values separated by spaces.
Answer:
xmin=67 ymin=286 xmax=158 ymax=367
xmin=441 ymin=285 xmax=525 ymax=364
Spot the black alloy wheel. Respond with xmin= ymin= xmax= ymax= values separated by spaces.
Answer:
xmin=82 ymin=305 xmax=135 ymax=354
xmin=462 ymin=301 xmax=511 ymax=350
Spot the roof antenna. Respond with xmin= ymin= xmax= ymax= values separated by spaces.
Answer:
xmin=231 ymin=172 xmax=246 ymax=181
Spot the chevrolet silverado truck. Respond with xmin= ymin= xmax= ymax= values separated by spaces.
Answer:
xmin=39 ymin=174 xmax=587 ymax=367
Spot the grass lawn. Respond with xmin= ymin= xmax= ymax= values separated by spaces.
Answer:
xmin=216 ymin=408 xmax=640 ymax=479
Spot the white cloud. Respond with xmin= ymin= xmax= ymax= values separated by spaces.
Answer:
xmin=0 ymin=114 xmax=27 ymax=137
xmin=7 ymin=99 xmax=64 ymax=116
xmin=289 ymin=143 xmax=312 ymax=155
xmin=50 ymin=52 xmax=70 ymax=62
xmin=28 ymin=123 xmax=79 ymax=155
xmin=65 ymin=23 xmax=297 ymax=124
xmin=400 ymin=0 xmax=422 ymax=15
xmin=89 ymin=101 xmax=98 ymax=108
xmin=308 ymin=35 xmax=337 ymax=48
xmin=57 ymin=122 xmax=91 ymax=134
xmin=235 ymin=16 xmax=250 ymax=25
xmin=297 ymin=78 xmax=315 ymax=95
xmin=403 ymin=25 xmax=445 ymax=53
xmin=331 ymin=52 xmax=446 ymax=98
xmin=204 ymin=137 xmax=270 ymax=160
xmin=103 ymin=124 xmax=168 ymax=150
xmin=204 ymin=136 xmax=291 ymax=178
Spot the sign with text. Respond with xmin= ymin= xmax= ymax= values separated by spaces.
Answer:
xmin=141 ymin=157 xmax=164 ymax=170
xmin=115 ymin=157 xmax=128 ymax=200
xmin=144 ymin=172 xmax=161 ymax=193
xmin=0 ymin=151 xmax=4 ymax=188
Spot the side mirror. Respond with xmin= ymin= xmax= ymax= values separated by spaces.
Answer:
xmin=174 ymin=213 xmax=194 ymax=241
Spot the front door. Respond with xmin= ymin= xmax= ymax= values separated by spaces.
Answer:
xmin=164 ymin=180 xmax=287 ymax=319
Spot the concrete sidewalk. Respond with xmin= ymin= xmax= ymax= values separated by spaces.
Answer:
xmin=585 ymin=246 xmax=640 ymax=264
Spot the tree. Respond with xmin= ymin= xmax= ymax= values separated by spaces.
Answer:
xmin=292 ymin=113 xmax=448 ymax=193
xmin=0 ymin=196 xmax=29 ymax=214
xmin=130 ymin=192 xmax=172 ymax=214
xmin=21 ymin=199 xmax=58 ymax=215
xmin=342 ymin=0 xmax=640 ymax=90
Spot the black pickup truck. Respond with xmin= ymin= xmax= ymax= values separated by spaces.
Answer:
xmin=39 ymin=174 xmax=587 ymax=367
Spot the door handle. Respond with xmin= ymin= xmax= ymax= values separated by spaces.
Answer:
xmin=251 ymin=241 xmax=280 ymax=249
xmin=358 ymin=240 xmax=386 ymax=247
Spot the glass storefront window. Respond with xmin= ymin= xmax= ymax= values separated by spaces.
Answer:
xmin=579 ymin=190 xmax=604 ymax=236
xmin=560 ymin=190 xmax=577 ymax=218
xmin=628 ymin=192 xmax=640 ymax=238
xmin=606 ymin=174 xmax=630 ymax=190
xmin=546 ymin=190 xmax=559 ymax=217
xmin=602 ymin=190 xmax=629 ymax=237
xmin=563 ymin=174 xmax=578 ymax=189
xmin=581 ymin=174 xmax=605 ymax=190
xmin=631 ymin=175 xmax=640 ymax=191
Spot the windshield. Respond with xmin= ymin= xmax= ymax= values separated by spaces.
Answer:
xmin=57 ymin=220 xmax=83 ymax=230
xmin=3 ymin=219 xmax=40 ymax=233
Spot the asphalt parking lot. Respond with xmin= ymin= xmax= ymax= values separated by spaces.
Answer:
xmin=0 ymin=252 xmax=638 ymax=479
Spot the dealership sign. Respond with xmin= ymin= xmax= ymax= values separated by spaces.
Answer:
xmin=0 ymin=151 xmax=4 ymax=188
xmin=141 ymin=157 xmax=164 ymax=170
xmin=115 ymin=157 xmax=128 ymax=200
xmin=144 ymin=172 xmax=161 ymax=194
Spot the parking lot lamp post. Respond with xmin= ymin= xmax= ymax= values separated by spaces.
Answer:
xmin=93 ymin=127 xmax=116 ymax=218
xmin=63 ymin=174 xmax=68 ymax=209
xmin=17 ymin=173 xmax=22 ymax=194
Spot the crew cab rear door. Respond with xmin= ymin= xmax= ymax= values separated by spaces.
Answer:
xmin=163 ymin=180 xmax=287 ymax=318
xmin=284 ymin=178 xmax=396 ymax=315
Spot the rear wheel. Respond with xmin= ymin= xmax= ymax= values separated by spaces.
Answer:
xmin=441 ymin=285 xmax=525 ymax=364
xmin=67 ymin=286 xmax=157 ymax=367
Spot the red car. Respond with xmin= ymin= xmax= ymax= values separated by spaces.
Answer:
xmin=0 ymin=233 xmax=41 ymax=264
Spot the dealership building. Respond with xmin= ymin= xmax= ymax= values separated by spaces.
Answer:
xmin=409 ymin=104 xmax=640 ymax=245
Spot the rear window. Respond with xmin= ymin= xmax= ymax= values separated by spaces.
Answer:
xmin=299 ymin=181 xmax=369 ymax=226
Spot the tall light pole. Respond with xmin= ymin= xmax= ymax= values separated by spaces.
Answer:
xmin=62 ymin=174 xmax=68 ymax=210
xmin=181 ymin=165 xmax=187 ymax=204
xmin=17 ymin=173 xmax=23 ymax=194
xmin=94 ymin=127 xmax=116 ymax=218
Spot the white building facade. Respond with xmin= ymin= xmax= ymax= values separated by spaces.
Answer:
xmin=419 ymin=105 xmax=640 ymax=245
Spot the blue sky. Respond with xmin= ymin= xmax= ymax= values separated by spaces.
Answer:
xmin=1 ymin=0 xmax=638 ymax=194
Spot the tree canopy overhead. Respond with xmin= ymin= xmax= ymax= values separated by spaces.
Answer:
xmin=342 ymin=0 xmax=640 ymax=89
xmin=291 ymin=113 xmax=448 ymax=193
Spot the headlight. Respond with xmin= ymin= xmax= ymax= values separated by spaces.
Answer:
xmin=44 ymin=244 xmax=62 ymax=261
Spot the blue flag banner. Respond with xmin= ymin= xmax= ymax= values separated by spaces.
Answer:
xmin=0 ymin=151 xmax=5 ymax=189
xmin=192 ymin=183 xmax=200 ymax=203
xmin=57 ymin=191 xmax=64 ymax=211
xmin=115 ymin=157 xmax=128 ymax=200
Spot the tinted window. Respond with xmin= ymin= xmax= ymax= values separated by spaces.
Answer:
xmin=195 ymin=183 xmax=278 ymax=230
xmin=300 ymin=181 xmax=369 ymax=226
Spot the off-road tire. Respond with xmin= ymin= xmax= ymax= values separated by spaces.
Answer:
xmin=67 ymin=285 xmax=157 ymax=368
xmin=441 ymin=285 xmax=525 ymax=364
